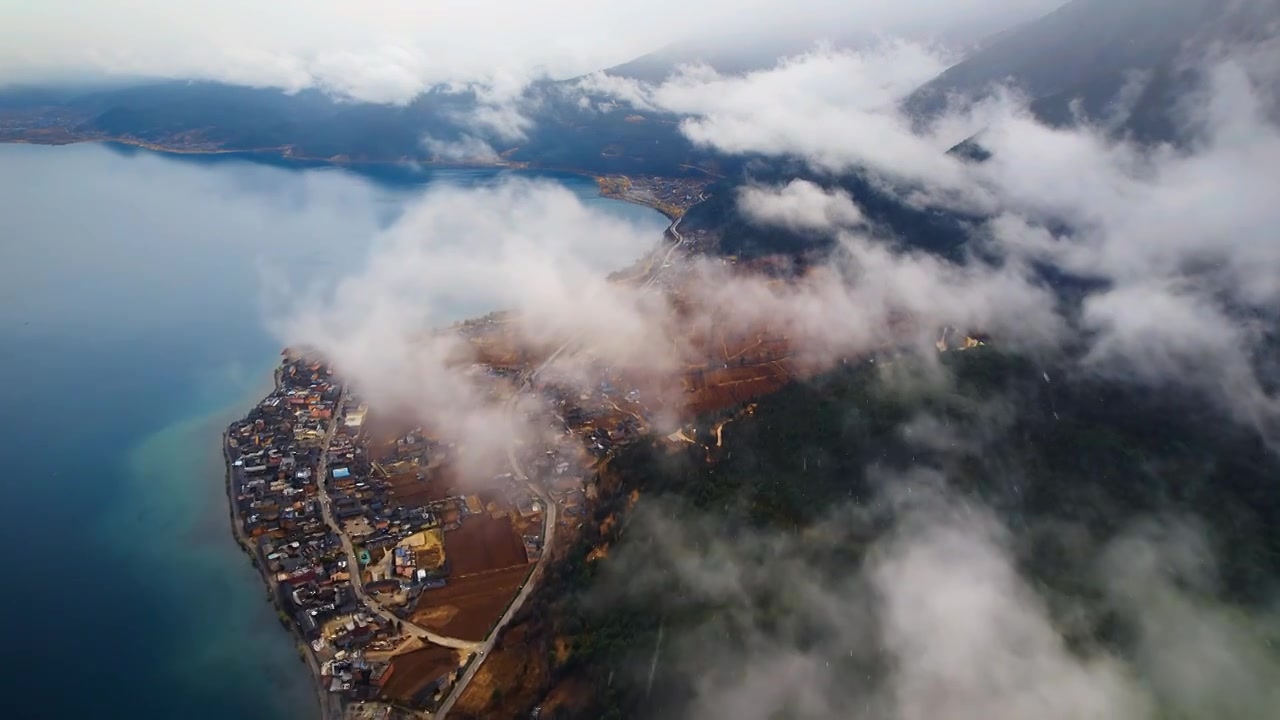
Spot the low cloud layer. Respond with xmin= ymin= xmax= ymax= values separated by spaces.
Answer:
xmin=275 ymin=179 xmax=664 ymax=476
xmin=274 ymin=23 xmax=1280 ymax=473
xmin=598 ymin=476 xmax=1280 ymax=720
xmin=738 ymin=180 xmax=865 ymax=233
xmin=278 ymin=172 xmax=1067 ymax=474
xmin=578 ymin=41 xmax=961 ymax=181
xmin=571 ymin=33 xmax=1280 ymax=436
xmin=421 ymin=134 xmax=502 ymax=163
xmin=0 ymin=1 xmax=1059 ymax=102
xmin=259 ymin=15 xmax=1280 ymax=720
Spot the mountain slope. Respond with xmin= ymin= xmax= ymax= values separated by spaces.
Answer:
xmin=485 ymin=348 xmax=1280 ymax=720
xmin=0 ymin=77 xmax=724 ymax=175
xmin=902 ymin=0 xmax=1261 ymax=140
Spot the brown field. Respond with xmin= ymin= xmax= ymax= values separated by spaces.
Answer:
xmin=445 ymin=515 xmax=529 ymax=575
xmin=411 ymin=564 xmax=530 ymax=641
xmin=582 ymin=313 xmax=800 ymax=419
xmin=386 ymin=469 xmax=448 ymax=507
xmin=467 ymin=335 xmax=526 ymax=370
xmin=415 ymin=604 xmax=459 ymax=626
xmin=464 ymin=325 xmax=559 ymax=372
xmin=360 ymin=413 xmax=421 ymax=454
xmin=385 ymin=457 xmax=473 ymax=508
xmin=684 ymin=360 xmax=796 ymax=415
xmin=380 ymin=644 xmax=461 ymax=703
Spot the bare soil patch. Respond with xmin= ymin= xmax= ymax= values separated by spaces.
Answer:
xmin=380 ymin=644 xmax=461 ymax=703
xmin=445 ymin=515 xmax=529 ymax=575
xmin=411 ymin=564 xmax=530 ymax=641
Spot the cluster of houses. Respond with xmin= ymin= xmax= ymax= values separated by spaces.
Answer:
xmin=226 ymin=354 xmax=403 ymax=703
xmin=320 ymin=428 xmax=469 ymax=618
xmin=606 ymin=175 xmax=710 ymax=218
xmin=309 ymin=393 xmax=550 ymax=626
xmin=224 ymin=343 xmax=657 ymax=710
xmin=321 ymin=647 xmax=394 ymax=700
xmin=539 ymin=370 xmax=646 ymax=455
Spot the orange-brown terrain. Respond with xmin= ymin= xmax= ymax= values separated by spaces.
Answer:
xmin=380 ymin=644 xmax=462 ymax=704
xmin=451 ymin=623 xmax=551 ymax=719
xmin=340 ymin=259 xmax=855 ymax=710
xmin=445 ymin=515 xmax=530 ymax=575
xmin=412 ymin=564 xmax=530 ymax=641
xmin=404 ymin=514 xmax=534 ymax=641
xmin=386 ymin=468 xmax=456 ymax=507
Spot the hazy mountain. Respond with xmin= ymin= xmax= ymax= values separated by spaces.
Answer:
xmin=0 ymin=76 xmax=727 ymax=175
xmin=606 ymin=2 xmax=1063 ymax=83
xmin=903 ymin=0 xmax=1277 ymax=142
xmin=681 ymin=0 xmax=1280 ymax=261
xmin=2 ymin=0 xmax=1272 ymax=198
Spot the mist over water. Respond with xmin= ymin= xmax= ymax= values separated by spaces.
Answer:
xmin=0 ymin=142 xmax=666 ymax=719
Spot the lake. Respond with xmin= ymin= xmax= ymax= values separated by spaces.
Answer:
xmin=0 ymin=142 xmax=667 ymax=719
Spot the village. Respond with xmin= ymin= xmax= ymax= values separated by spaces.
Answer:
xmin=224 ymin=338 xmax=662 ymax=717
xmin=595 ymin=174 xmax=712 ymax=220
xmin=222 ymin=198 xmax=988 ymax=718
xmin=221 ymin=200 xmax=717 ymax=716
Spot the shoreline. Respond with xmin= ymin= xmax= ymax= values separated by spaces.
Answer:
xmin=0 ymin=136 xmax=698 ymax=219
xmin=601 ymin=192 xmax=679 ymax=221
xmin=204 ymin=161 xmax=687 ymax=718
xmin=0 ymin=135 xmax=531 ymax=170
xmin=222 ymin=369 xmax=338 ymax=720
xmin=220 ymin=239 xmax=682 ymax=719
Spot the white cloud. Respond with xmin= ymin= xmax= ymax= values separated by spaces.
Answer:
xmin=653 ymin=42 xmax=963 ymax=181
xmin=274 ymin=178 xmax=663 ymax=475
xmin=599 ymin=479 xmax=1280 ymax=720
xmin=275 ymin=168 xmax=1069 ymax=475
xmin=572 ymin=72 xmax=657 ymax=111
xmin=738 ymin=180 xmax=865 ymax=232
xmin=0 ymin=1 xmax=1060 ymax=103
xmin=241 ymin=16 xmax=1280 ymax=716
xmin=421 ymin=134 xmax=501 ymax=163
xmin=579 ymin=35 xmax=1280 ymax=436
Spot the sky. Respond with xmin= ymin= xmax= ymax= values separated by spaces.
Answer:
xmin=0 ymin=0 xmax=1061 ymax=101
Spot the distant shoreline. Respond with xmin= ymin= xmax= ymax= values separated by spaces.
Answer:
xmin=0 ymin=134 xmax=531 ymax=168
xmin=0 ymin=135 xmax=692 ymax=219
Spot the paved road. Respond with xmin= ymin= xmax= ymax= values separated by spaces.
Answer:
xmin=433 ymin=219 xmax=685 ymax=719
xmin=432 ymin=366 xmax=560 ymax=718
xmin=315 ymin=391 xmax=480 ymax=653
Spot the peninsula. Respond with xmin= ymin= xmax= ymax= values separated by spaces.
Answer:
xmin=223 ymin=195 xmax=707 ymax=719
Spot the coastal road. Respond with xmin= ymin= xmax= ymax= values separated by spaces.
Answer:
xmin=433 ymin=219 xmax=684 ymax=719
xmin=314 ymin=392 xmax=480 ymax=653
xmin=432 ymin=366 xmax=560 ymax=719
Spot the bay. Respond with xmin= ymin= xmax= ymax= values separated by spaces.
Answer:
xmin=0 ymin=142 xmax=667 ymax=719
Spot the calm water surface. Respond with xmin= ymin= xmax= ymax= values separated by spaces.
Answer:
xmin=0 ymin=143 xmax=665 ymax=719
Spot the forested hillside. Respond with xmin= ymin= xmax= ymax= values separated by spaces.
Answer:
xmin=504 ymin=347 xmax=1280 ymax=719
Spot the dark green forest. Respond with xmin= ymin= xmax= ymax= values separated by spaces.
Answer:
xmin=518 ymin=347 xmax=1280 ymax=719
xmin=681 ymin=162 xmax=979 ymax=260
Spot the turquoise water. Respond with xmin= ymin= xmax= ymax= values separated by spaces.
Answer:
xmin=0 ymin=142 xmax=666 ymax=719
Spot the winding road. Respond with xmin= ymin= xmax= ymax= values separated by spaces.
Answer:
xmin=433 ymin=217 xmax=685 ymax=718
xmin=315 ymin=392 xmax=480 ymax=653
